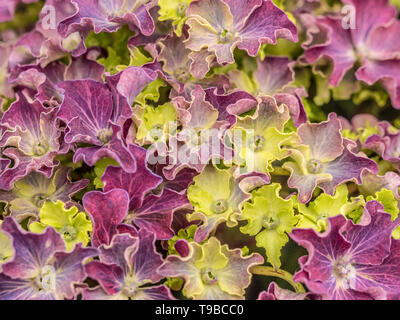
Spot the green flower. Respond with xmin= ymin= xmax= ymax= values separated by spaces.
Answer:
xmin=134 ymin=78 xmax=166 ymax=106
xmin=367 ymin=189 xmax=400 ymax=239
xmin=0 ymin=220 xmax=13 ymax=270
xmin=295 ymin=184 xmax=349 ymax=232
xmin=93 ymin=157 xmax=119 ymax=189
xmin=187 ymin=165 xmax=251 ymax=242
xmin=134 ymin=102 xmax=177 ymax=144
xmin=159 ymin=237 xmax=263 ymax=299
xmin=240 ymin=184 xmax=298 ymax=269
xmin=367 ymin=189 xmax=399 ymax=220
xmin=29 ymin=201 xmax=92 ymax=251
xmin=233 ymin=97 xmax=293 ymax=177
xmin=158 ymin=0 xmax=193 ymax=37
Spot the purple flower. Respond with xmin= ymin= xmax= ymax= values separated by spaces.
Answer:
xmin=0 ymin=94 xmax=68 ymax=190
xmin=101 ymin=145 xmax=190 ymax=240
xmin=304 ymin=0 xmax=400 ymax=108
xmin=0 ymin=217 xmax=97 ymax=300
xmin=185 ymin=0 xmax=297 ymax=66
xmin=83 ymin=230 xmax=174 ymax=300
xmin=56 ymin=67 xmax=156 ymax=172
xmin=291 ymin=201 xmax=400 ymax=299
xmin=283 ymin=113 xmax=378 ymax=203
xmin=58 ymin=0 xmax=157 ymax=39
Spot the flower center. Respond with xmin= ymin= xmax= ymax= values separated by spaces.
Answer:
xmin=33 ymin=193 xmax=48 ymax=208
xmin=262 ymin=216 xmax=278 ymax=230
xmin=333 ymin=258 xmax=356 ymax=289
xmin=176 ymin=3 xmax=187 ymax=16
xmin=149 ymin=124 xmax=164 ymax=141
xmin=201 ymin=268 xmax=218 ymax=285
xmin=218 ymin=29 xmax=234 ymax=43
xmin=190 ymin=130 xmax=203 ymax=146
xmin=316 ymin=213 xmax=328 ymax=222
xmin=211 ymin=199 xmax=228 ymax=214
xmin=174 ymin=67 xmax=191 ymax=82
xmin=122 ymin=275 xmax=139 ymax=299
xmin=97 ymin=128 xmax=113 ymax=144
xmin=60 ymin=225 xmax=78 ymax=242
xmin=306 ymin=159 xmax=323 ymax=174
xmin=32 ymin=140 xmax=49 ymax=157
xmin=122 ymin=283 xmax=137 ymax=298
xmin=248 ymin=135 xmax=265 ymax=152
xmin=36 ymin=265 xmax=56 ymax=292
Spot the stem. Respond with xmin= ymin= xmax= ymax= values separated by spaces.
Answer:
xmin=250 ymin=265 xmax=305 ymax=293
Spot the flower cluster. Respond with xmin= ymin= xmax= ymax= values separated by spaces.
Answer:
xmin=1 ymin=0 xmax=400 ymax=300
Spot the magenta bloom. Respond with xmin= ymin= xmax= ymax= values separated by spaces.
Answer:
xmin=291 ymin=201 xmax=400 ymax=300
xmin=83 ymin=231 xmax=174 ymax=300
xmin=305 ymin=0 xmax=400 ymax=108
xmin=185 ymin=0 xmax=297 ymax=66
xmin=0 ymin=217 xmax=97 ymax=300
xmin=0 ymin=94 xmax=68 ymax=190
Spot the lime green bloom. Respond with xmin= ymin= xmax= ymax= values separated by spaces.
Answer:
xmin=233 ymin=97 xmax=293 ymax=177
xmin=93 ymin=158 xmax=119 ymax=189
xmin=134 ymin=78 xmax=166 ymax=106
xmin=367 ymin=189 xmax=399 ymax=220
xmin=0 ymin=220 xmax=13 ymax=270
xmin=159 ymin=237 xmax=263 ymax=299
xmin=366 ymin=188 xmax=400 ymax=239
xmin=240 ymin=184 xmax=298 ymax=269
xmin=158 ymin=0 xmax=193 ymax=37
xmin=134 ymin=102 xmax=177 ymax=144
xmin=187 ymin=165 xmax=252 ymax=242
xmin=30 ymin=201 xmax=92 ymax=251
xmin=390 ymin=0 xmax=400 ymax=9
xmin=126 ymin=46 xmax=153 ymax=67
xmin=295 ymin=184 xmax=349 ymax=232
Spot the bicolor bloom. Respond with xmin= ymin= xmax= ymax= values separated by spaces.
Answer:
xmin=304 ymin=0 xmax=400 ymax=108
xmin=0 ymin=167 xmax=88 ymax=221
xmin=56 ymin=67 xmax=156 ymax=172
xmin=283 ymin=113 xmax=378 ymax=203
xmin=0 ymin=94 xmax=68 ymax=190
xmin=158 ymin=237 xmax=263 ymax=299
xmin=184 ymin=0 xmax=297 ymax=66
xmin=0 ymin=217 xmax=97 ymax=300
